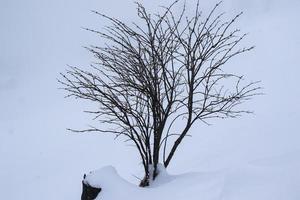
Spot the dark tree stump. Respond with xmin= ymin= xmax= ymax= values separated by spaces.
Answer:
xmin=81 ymin=174 xmax=102 ymax=200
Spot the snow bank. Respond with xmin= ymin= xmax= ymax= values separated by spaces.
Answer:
xmin=84 ymin=164 xmax=226 ymax=200
xmin=84 ymin=154 xmax=300 ymax=200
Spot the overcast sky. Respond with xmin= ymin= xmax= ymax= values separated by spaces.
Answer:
xmin=1 ymin=0 xmax=300 ymax=199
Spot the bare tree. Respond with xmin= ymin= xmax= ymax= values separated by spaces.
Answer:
xmin=59 ymin=0 xmax=261 ymax=187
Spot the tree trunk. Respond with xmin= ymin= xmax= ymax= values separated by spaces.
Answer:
xmin=139 ymin=173 xmax=150 ymax=187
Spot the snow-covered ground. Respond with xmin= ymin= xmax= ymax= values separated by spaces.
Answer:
xmin=1 ymin=0 xmax=300 ymax=199
xmin=85 ymin=153 xmax=300 ymax=200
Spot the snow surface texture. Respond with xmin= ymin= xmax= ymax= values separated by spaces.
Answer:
xmin=1 ymin=0 xmax=300 ymax=199
xmin=86 ymin=156 xmax=300 ymax=200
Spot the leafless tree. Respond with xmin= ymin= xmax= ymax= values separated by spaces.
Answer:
xmin=59 ymin=0 xmax=261 ymax=187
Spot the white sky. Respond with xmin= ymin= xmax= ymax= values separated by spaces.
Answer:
xmin=1 ymin=0 xmax=300 ymax=199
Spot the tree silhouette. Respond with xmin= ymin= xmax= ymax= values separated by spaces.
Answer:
xmin=59 ymin=0 xmax=261 ymax=186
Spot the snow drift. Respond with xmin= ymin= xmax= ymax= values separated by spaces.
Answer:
xmin=84 ymin=153 xmax=300 ymax=200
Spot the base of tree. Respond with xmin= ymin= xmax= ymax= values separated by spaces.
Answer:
xmin=81 ymin=174 xmax=102 ymax=200
xmin=139 ymin=176 xmax=150 ymax=187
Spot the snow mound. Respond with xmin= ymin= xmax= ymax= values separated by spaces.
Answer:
xmin=84 ymin=154 xmax=300 ymax=200
xmin=84 ymin=164 xmax=226 ymax=200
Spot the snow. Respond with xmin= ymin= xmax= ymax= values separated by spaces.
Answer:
xmin=1 ymin=0 xmax=300 ymax=199
xmin=84 ymin=154 xmax=300 ymax=200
